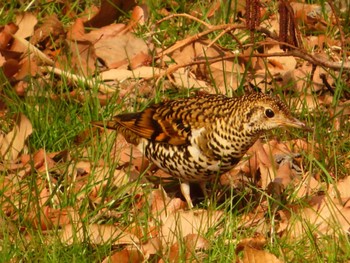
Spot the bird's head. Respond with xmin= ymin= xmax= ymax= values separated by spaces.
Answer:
xmin=238 ymin=93 xmax=311 ymax=134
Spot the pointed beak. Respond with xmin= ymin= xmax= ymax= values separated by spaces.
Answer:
xmin=280 ymin=117 xmax=313 ymax=132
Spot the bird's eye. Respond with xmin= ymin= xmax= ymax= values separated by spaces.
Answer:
xmin=265 ymin=108 xmax=275 ymax=118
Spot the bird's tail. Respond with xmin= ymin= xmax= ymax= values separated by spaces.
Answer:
xmin=91 ymin=121 xmax=118 ymax=130
xmin=92 ymin=120 xmax=142 ymax=145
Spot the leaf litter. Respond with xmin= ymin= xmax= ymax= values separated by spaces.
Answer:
xmin=0 ymin=0 xmax=349 ymax=261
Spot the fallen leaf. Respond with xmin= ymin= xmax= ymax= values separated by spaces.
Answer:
xmin=95 ymin=33 xmax=150 ymax=69
xmin=160 ymin=209 xmax=223 ymax=246
xmin=60 ymin=223 xmax=140 ymax=245
xmin=0 ymin=23 xmax=18 ymax=49
xmin=14 ymin=12 xmax=37 ymax=40
xmin=150 ymin=188 xmax=187 ymax=215
xmin=243 ymin=246 xmax=283 ymax=263
xmin=329 ymin=176 xmax=350 ymax=200
xmin=103 ymin=248 xmax=143 ymax=263
xmin=100 ymin=66 xmax=165 ymax=81
xmin=167 ymin=234 xmax=210 ymax=262
xmin=84 ymin=0 xmax=136 ymax=28
xmin=30 ymin=14 xmax=64 ymax=46
xmin=0 ymin=114 xmax=33 ymax=161
xmin=236 ymin=233 xmax=266 ymax=253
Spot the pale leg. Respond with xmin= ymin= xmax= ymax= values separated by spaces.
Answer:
xmin=180 ymin=182 xmax=193 ymax=209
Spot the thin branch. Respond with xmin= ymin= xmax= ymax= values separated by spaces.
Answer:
xmin=327 ymin=0 xmax=346 ymax=60
xmin=156 ymin=24 xmax=246 ymax=58
xmin=152 ymin=47 xmax=350 ymax=80
xmin=157 ymin=13 xmax=212 ymax=29
xmin=41 ymin=66 xmax=117 ymax=94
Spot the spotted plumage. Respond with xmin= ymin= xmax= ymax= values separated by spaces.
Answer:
xmin=93 ymin=93 xmax=309 ymax=208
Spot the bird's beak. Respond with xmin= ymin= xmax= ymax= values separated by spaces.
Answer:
xmin=280 ymin=117 xmax=313 ymax=132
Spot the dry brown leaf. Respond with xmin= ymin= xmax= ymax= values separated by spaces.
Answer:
xmin=236 ymin=233 xmax=267 ymax=253
xmin=287 ymin=139 xmax=317 ymax=157
xmin=242 ymin=246 xmax=283 ymax=263
xmin=304 ymin=35 xmax=326 ymax=50
xmin=329 ymin=176 xmax=350 ymax=200
xmin=79 ymin=23 xmax=127 ymax=42
xmin=291 ymin=94 xmax=321 ymax=113
xmin=60 ymin=223 xmax=140 ymax=245
xmin=31 ymin=149 xmax=58 ymax=174
xmin=267 ymin=45 xmax=297 ymax=73
xmin=330 ymin=100 xmax=350 ymax=131
xmin=96 ymin=33 xmax=150 ymax=69
xmin=150 ymin=188 xmax=187 ymax=215
xmin=89 ymin=167 xmax=130 ymax=200
xmin=1 ymin=58 xmax=20 ymax=79
xmin=103 ymin=248 xmax=143 ymax=263
xmin=47 ymin=207 xmax=81 ymax=228
xmin=220 ymin=167 xmax=247 ymax=187
xmin=14 ymin=56 xmax=40 ymax=80
xmin=33 ymin=206 xmax=81 ymax=231
xmin=0 ymin=114 xmax=32 ymax=161
xmin=294 ymin=172 xmax=321 ymax=198
xmin=74 ymin=161 xmax=92 ymax=174
xmin=207 ymin=0 xmax=221 ymax=17
xmin=11 ymin=14 xmax=38 ymax=53
xmin=274 ymin=160 xmax=293 ymax=189
xmin=83 ymin=0 xmax=136 ymax=28
xmin=159 ymin=209 xmax=223 ymax=246
xmin=11 ymin=34 xmax=54 ymax=65
xmin=291 ymin=2 xmax=331 ymax=31
xmin=65 ymin=39 xmax=97 ymax=75
xmin=287 ymin=194 xmax=350 ymax=238
xmin=140 ymin=237 xmax=162 ymax=258
xmin=14 ymin=13 xmax=37 ymax=40
xmin=170 ymin=39 xmax=244 ymax=92
xmin=127 ymin=5 xmax=146 ymax=30
xmin=270 ymin=141 xmax=290 ymax=156
xmin=129 ymin=51 xmax=151 ymax=69
xmin=66 ymin=18 xmax=86 ymax=41
xmin=256 ymin=140 xmax=274 ymax=167
xmin=167 ymin=234 xmax=210 ymax=263
xmin=100 ymin=66 xmax=165 ymax=81
xmin=67 ymin=20 xmax=150 ymax=73
xmin=293 ymin=61 xmax=336 ymax=93
xmin=30 ymin=14 xmax=64 ymax=46
xmin=0 ymin=23 xmax=18 ymax=49
xmin=259 ymin=164 xmax=277 ymax=190
xmin=172 ymin=68 xmax=209 ymax=90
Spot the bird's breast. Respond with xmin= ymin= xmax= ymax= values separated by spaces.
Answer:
xmin=136 ymin=127 xmax=247 ymax=182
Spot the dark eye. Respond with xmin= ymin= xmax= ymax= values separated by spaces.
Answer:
xmin=265 ymin=109 xmax=275 ymax=118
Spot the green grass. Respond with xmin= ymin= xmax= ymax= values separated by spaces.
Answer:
xmin=0 ymin=0 xmax=350 ymax=262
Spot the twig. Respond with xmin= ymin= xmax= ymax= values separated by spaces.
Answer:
xmin=157 ymin=13 xmax=212 ymax=28
xmin=11 ymin=34 xmax=55 ymax=65
xmin=152 ymin=46 xmax=350 ymax=81
xmin=320 ymin=73 xmax=334 ymax=94
xmin=327 ymin=0 xmax=346 ymax=60
xmin=41 ymin=66 xmax=117 ymax=94
xmin=156 ymin=24 xmax=246 ymax=58
xmin=206 ymin=25 xmax=238 ymax=49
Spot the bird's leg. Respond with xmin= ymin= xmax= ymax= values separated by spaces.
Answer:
xmin=180 ymin=182 xmax=193 ymax=209
xmin=200 ymin=181 xmax=213 ymax=206
xmin=199 ymin=182 xmax=208 ymax=198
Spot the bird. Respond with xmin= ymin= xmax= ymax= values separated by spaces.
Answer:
xmin=93 ymin=93 xmax=310 ymax=208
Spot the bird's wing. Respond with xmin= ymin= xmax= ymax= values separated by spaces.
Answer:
xmin=109 ymin=107 xmax=190 ymax=145
xmin=95 ymin=94 xmax=230 ymax=146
